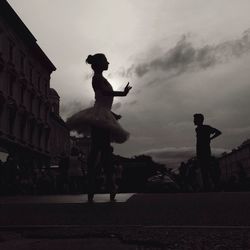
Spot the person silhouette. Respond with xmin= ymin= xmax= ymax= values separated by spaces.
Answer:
xmin=66 ymin=53 xmax=132 ymax=202
xmin=193 ymin=113 xmax=222 ymax=191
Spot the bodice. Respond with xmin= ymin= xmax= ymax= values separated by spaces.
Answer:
xmin=92 ymin=75 xmax=113 ymax=110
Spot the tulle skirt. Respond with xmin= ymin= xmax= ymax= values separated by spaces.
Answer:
xmin=66 ymin=105 xmax=129 ymax=144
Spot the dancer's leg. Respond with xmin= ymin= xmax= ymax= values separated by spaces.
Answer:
xmin=101 ymin=136 xmax=117 ymax=201
xmin=102 ymin=147 xmax=116 ymax=193
xmin=87 ymin=127 xmax=102 ymax=201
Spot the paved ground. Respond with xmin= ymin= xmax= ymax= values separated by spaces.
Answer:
xmin=1 ymin=192 xmax=250 ymax=249
xmin=1 ymin=225 xmax=250 ymax=249
xmin=0 ymin=193 xmax=134 ymax=204
xmin=1 ymin=192 xmax=250 ymax=226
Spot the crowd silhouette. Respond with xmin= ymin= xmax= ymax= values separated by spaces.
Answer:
xmin=1 ymin=146 xmax=250 ymax=196
xmin=1 ymin=52 xmax=250 ymax=198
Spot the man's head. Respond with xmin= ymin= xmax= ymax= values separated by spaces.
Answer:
xmin=193 ymin=113 xmax=204 ymax=126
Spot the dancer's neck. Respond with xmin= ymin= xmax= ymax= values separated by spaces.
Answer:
xmin=94 ymin=70 xmax=103 ymax=76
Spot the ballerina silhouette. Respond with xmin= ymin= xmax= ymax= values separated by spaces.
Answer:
xmin=66 ymin=53 xmax=132 ymax=202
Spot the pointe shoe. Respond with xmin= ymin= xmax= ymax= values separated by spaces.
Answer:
xmin=88 ymin=193 xmax=94 ymax=203
xmin=110 ymin=186 xmax=118 ymax=202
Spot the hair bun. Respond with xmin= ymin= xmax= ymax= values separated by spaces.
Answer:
xmin=86 ymin=55 xmax=93 ymax=64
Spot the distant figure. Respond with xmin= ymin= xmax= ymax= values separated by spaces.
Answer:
xmin=4 ymin=154 xmax=18 ymax=194
xmin=66 ymin=53 xmax=132 ymax=202
xmin=58 ymin=152 xmax=69 ymax=193
xmin=193 ymin=113 xmax=222 ymax=191
xmin=237 ymin=162 xmax=247 ymax=191
xmin=68 ymin=147 xmax=84 ymax=193
xmin=114 ymin=161 xmax=123 ymax=189
xmin=0 ymin=159 xmax=3 ymax=190
xmin=78 ymin=151 xmax=87 ymax=176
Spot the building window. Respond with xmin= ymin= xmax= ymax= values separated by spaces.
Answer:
xmin=45 ymin=107 xmax=49 ymax=122
xmin=29 ymin=65 xmax=33 ymax=84
xmin=51 ymin=104 xmax=55 ymax=113
xmin=38 ymin=100 xmax=41 ymax=118
xmin=45 ymin=82 xmax=48 ymax=97
xmin=20 ymin=115 xmax=26 ymax=141
xmin=21 ymin=86 xmax=25 ymax=104
xmin=30 ymin=93 xmax=33 ymax=112
xmin=38 ymin=75 xmax=41 ymax=91
xmin=20 ymin=53 xmax=25 ymax=72
xmin=0 ymin=31 xmax=3 ymax=53
xmin=9 ymin=79 xmax=13 ymax=96
xmin=8 ymin=74 xmax=15 ymax=97
xmin=38 ymin=127 xmax=42 ymax=148
xmin=8 ymin=107 xmax=16 ymax=135
xmin=29 ymin=119 xmax=35 ymax=144
xmin=45 ymin=128 xmax=50 ymax=150
xmin=8 ymin=40 xmax=14 ymax=62
xmin=0 ymin=97 xmax=5 ymax=126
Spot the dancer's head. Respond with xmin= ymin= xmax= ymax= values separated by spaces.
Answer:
xmin=86 ymin=53 xmax=109 ymax=72
xmin=193 ymin=113 xmax=204 ymax=126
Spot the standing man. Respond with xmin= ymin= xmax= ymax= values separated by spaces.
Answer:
xmin=193 ymin=113 xmax=222 ymax=191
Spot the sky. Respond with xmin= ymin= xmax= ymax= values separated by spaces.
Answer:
xmin=6 ymin=0 xmax=250 ymax=167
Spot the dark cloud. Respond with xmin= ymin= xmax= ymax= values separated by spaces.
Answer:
xmin=119 ymin=100 xmax=138 ymax=109
xmin=118 ymin=65 xmax=135 ymax=78
xmin=128 ymin=100 xmax=137 ymax=106
xmin=60 ymin=100 xmax=84 ymax=120
xmin=112 ymin=102 xmax=122 ymax=110
xmin=143 ymin=146 xmax=228 ymax=168
xmin=146 ymin=78 xmax=166 ymax=86
xmin=125 ymin=29 xmax=250 ymax=79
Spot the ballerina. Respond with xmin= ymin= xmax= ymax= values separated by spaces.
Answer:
xmin=66 ymin=53 xmax=132 ymax=202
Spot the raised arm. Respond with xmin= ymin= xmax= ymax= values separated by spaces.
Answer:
xmin=103 ymin=83 xmax=132 ymax=97
xmin=93 ymin=77 xmax=132 ymax=97
xmin=210 ymin=127 xmax=222 ymax=141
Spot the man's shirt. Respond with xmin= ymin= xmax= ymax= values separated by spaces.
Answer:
xmin=195 ymin=125 xmax=217 ymax=158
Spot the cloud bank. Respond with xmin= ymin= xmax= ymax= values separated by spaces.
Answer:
xmin=124 ymin=29 xmax=250 ymax=79
xmin=60 ymin=101 xmax=84 ymax=120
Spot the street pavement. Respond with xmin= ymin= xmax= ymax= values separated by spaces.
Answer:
xmin=1 ymin=192 xmax=250 ymax=249
xmin=0 ymin=193 xmax=134 ymax=205
xmin=1 ymin=192 xmax=250 ymax=226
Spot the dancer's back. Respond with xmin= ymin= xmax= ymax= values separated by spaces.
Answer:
xmin=92 ymin=74 xmax=113 ymax=110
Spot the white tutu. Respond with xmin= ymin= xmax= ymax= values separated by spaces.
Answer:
xmin=66 ymin=104 xmax=129 ymax=143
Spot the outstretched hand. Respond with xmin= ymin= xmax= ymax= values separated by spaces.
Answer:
xmin=124 ymin=82 xmax=132 ymax=96
xmin=114 ymin=113 xmax=122 ymax=120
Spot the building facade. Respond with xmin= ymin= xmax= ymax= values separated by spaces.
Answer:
xmin=219 ymin=140 xmax=250 ymax=182
xmin=70 ymin=136 xmax=91 ymax=156
xmin=0 ymin=0 xmax=70 ymax=168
